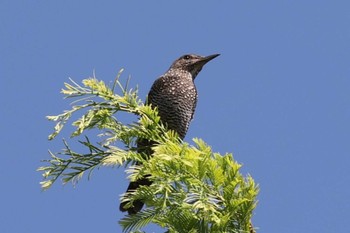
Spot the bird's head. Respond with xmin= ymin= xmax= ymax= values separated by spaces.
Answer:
xmin=169 ymin=54 xmax=220 ymax=79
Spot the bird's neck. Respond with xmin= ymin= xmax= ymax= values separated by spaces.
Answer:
xmin=166 ymin=68 xmax=194 ymax=81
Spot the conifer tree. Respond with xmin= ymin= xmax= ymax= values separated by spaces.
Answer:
xmin=38 ymin=70 xmax=258 ymax=233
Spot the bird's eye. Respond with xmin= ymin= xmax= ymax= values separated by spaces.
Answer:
xmin=183 ymin=55 xmax=191 ymax=60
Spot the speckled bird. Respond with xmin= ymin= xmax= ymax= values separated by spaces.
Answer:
xmin=120 ymin=53 xmax=220 ymax=214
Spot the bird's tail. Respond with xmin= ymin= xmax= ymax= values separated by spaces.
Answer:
xmin=119 ymin=176 xmax=152 ymax=214
xmin=120 ymin=139 xmax=154 ymax=214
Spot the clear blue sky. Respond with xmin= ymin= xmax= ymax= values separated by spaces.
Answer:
xmin=1 ymin=1 xmax=349 ymax=232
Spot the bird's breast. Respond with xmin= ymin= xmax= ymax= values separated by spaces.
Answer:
xmin=148 ymin=75 xmax=198 ymax=139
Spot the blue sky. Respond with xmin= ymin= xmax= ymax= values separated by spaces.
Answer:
xmin=1 ymin=1 xmax=350 ymax=232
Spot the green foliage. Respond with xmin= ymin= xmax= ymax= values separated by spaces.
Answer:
xmin=38 ymin=70 xmax=259 ymax=233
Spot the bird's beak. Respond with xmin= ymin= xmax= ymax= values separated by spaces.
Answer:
xmin=198 ymin=54 xmax=220 ymax=65
xmin=191 ymin=54 xmax=220 ymax=79
xmin=204 ymin=54 xmax=220 ymax=62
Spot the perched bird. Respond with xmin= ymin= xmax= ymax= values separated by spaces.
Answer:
xmin=120 ymin=53 xmax=220 ymax=214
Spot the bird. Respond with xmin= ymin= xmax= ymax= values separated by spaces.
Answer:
xmin=119 ymin=53 xmax=220 ymax=214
